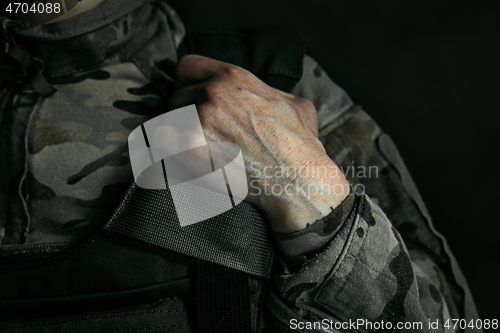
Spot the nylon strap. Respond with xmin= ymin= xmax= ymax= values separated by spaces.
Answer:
xmin=196 ymin=259 xmax=252 ymax=332
xmin=191 ymin=29 xmax=305 ymax=333
xmin=104 ymin=173 xmax=275 ymax=278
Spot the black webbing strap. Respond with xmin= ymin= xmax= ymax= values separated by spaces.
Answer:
xmin=184 ymin=29 xmax=305 ymax=333
xmin=185 ymin=28 xmax=305 ymax=93
xmin=188 ymin=29 xmax=250 ymax=69
xmin=187 ymin=30 xmax=254 ymax=333
xmin=105 ymin=174 xmax=275 ymax=278
xmin=247 ymin=29 xmax=306 ymax=92
xmin=104 ymin=166 xmax=272 ymax=333
xmin=196 ymin=259 xmax=252 ymax=333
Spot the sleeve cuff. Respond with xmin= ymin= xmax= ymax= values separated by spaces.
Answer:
xmin=271 ymin=188 xmax=357 ymax=266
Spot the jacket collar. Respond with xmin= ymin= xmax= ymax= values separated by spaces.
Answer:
xmin=7 ymin=0 xmax=184 ymax=79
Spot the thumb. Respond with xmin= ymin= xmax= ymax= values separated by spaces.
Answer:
xmin=176 ymin=54 xmax=225 ymax=84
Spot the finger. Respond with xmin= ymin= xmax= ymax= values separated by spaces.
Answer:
xmin=176 ymin=54 xmax=225 ymax=84
xmin=168 ymin=83 xmax=204 ymax=110
xmin=152 ymin=124 xmax=211 ymax=178
xmin=151 ymin=125 xmax=236 ymax=199
xmin=174 ymin=76 xmax=187 ymax=90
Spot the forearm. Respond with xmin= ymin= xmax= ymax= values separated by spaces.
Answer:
xmin=264 ymin=55 xmax=481 ymax=332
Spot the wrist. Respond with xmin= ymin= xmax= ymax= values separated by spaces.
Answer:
xmin=252 ymin=156 xmax=349 ymax=233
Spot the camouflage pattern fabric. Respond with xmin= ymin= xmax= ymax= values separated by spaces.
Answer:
xmin=0 ymin=0 xmax=183 ymax=247
xmin=0 ymin=0 xmax=481 ymax=332
xmin=263 ymin=56 xmax=481 ymax=332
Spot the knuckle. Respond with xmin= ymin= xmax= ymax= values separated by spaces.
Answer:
xmin=203 ymin=80 xmax=225 ymax=98
xmin=221 ymin=64 xmax=249 ymax=80
xmin=222 ymin=64 xmax=241 ymax=76
xmin=196 ymin=104 xmax=216 ymax=125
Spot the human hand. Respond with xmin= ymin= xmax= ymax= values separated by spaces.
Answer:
xmin=153 ymin=55 xmax=349 ymax=232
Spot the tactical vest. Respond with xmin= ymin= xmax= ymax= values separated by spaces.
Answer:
xmin=0 ymin=28 xmax=305 ymax=333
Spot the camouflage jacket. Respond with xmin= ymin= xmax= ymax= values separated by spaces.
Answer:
xmin=0 ymin=0 xmax=481 ymax=332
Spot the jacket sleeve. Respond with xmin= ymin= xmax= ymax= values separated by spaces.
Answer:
xmin=263 ymin=56 xmax=482 ymax=332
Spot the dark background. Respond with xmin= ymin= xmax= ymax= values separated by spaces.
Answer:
xmin=169 ymin=0 xmax=500 ymax=319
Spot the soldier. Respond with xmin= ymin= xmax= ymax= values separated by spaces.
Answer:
xmin=0 ymin=0 xmax=483 ymax=332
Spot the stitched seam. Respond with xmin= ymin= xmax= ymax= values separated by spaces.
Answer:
xmin=263 ymin=70 xmax=302 ymax=78
xmin=0 ymin=229 xmax=102 ymax=272
xmin=0 ymin=241 xmax=77 ymax=256
xmin=3 ymin=309 xmax=190 ymax=329
xmin=99 ymin=324 xmax=194 ymax=333
xmin=114 ymin=296 xmax=190 ymax=311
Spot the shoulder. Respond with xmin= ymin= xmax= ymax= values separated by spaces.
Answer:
xmin=292 ymin=55 xmax=355 ymax=133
